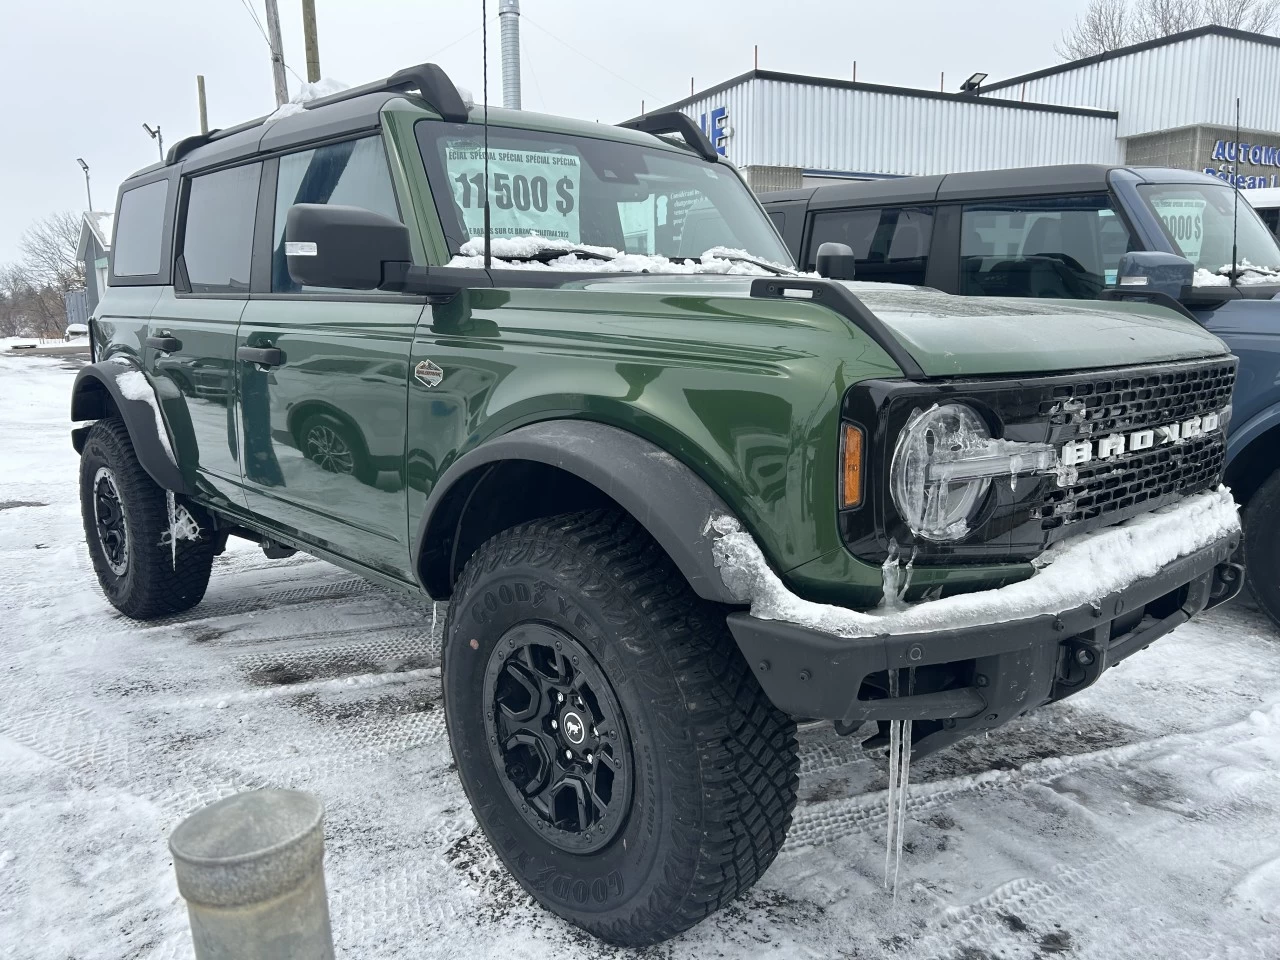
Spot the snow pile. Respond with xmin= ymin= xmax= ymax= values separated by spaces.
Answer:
xmin=266 ymin=77 xmax=350 ymax=121
xmin=449 ymin=236 xmax=795 ymax=276
xmin=114 ymin=369 xmax=175 ymax=464
xmin=1193 ymin=261 xmax=1280 ymax=286
xmin=712 ymin=486 xmax=1240 ymax=638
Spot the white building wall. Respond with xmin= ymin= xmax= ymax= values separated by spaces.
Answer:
xmin=982 ymin=33 xmax=1280 ymax=137
xmin=676 ymin=78 xmax=1121 ymax=177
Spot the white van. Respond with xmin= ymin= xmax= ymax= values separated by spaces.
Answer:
xmin=1248 ymin=186 xmax=1280 ymax=237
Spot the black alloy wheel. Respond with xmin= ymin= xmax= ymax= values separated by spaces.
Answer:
xmin=483 ymin=623 xmax=632 ymax=854
xmin=93 ymin=466 xmax=129 ymax=576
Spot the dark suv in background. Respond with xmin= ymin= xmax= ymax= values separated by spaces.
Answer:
xmin=764 ymin=165 xmax=1280 ymax=626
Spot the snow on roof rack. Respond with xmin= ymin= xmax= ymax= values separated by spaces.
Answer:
xmin=164 ymin=62 xmax=468 ymax=166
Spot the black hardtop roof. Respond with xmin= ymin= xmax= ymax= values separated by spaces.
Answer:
xmin=121 ymin=61 xmax=716 ymax=187
xmin=760 ymin=164 xmax=1225 ymax=208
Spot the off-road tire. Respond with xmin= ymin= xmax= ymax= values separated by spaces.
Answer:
xmin=79 ymin=418 xmax=216 ymax=620
xmin=1245 ymin=469 xmax=1280 ymax=630
xmin=443 ymin=508 xmax=799 ymax=946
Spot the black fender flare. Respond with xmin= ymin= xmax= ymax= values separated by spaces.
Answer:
xmin=415 ymin=420 xmax=744 ymax=605
xmin=70 ymin=362 xmax=194 ymax=495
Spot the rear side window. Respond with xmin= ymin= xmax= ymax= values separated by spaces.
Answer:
xmin=113 ymin=180 xmax=169 ymax=277
xmin=805 ymin=207 xmax=933 ymax=284
xmin=959 ymin=194 xmax=1133 ymax=300
xmin=272 ymin=137 xmax=400 ymax=292
xmin=181 ymin=163 xmax=261 ymax=293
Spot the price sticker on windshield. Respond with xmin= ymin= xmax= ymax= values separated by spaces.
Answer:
xmin=1150 ymin=197 xmax=1206 ymax=262
xmin=444 ymin=142 xmax=582 ymax=243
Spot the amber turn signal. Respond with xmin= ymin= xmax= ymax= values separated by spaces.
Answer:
xmin=840 ymin=423 xmax=864 ymax=509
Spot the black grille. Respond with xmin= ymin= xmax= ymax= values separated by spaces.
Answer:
xmin=1040 ymin=433 xmax=1225 ymax=532
xmin=1040 ymin=362 xmax=1235 ymax=437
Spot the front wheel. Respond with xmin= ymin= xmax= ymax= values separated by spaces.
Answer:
xmin=79 ymin=419 xmax=216 ymax=620
xmin=1245 ymin=470 xmax=1280 ymax=630
xmin=443 ymin=509 xmax=799 ymax=946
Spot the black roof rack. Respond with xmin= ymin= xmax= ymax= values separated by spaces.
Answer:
xmin=162 ymin=61 xmax=468 ymax=166
xmin=619 ymin=112 xmax=719 ymax=163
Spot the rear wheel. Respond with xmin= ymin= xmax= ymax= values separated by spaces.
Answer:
xmin=1245 ymin=470 xmax=1280 ymax=630
xmin=443 ymin=509 xmax=799 ymax=946
xmin=79 ymin=419 xmax=216 ymax=620
xmin=297 ymin=412 xmax=373 ymax=484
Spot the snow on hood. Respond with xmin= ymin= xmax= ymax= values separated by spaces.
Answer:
xmin=266 ymin=77 xmax=350 ymax=122
xmin=449 ymin=236 xmax=798 ymax=276
xmin=711 ymin=486 xmax=1240 ymax=639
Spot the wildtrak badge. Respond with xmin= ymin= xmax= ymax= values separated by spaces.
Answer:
xmin=1060 ymin=411 xmax=1223 ymax=467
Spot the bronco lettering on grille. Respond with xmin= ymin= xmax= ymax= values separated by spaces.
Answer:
xmin=1060 ymin=411 xmax=1222 ymax=467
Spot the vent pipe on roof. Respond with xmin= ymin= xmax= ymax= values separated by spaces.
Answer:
xmin=499 ymin=0 xmax=521 ymax=109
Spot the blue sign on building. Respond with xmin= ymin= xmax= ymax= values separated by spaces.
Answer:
xmin=699 ymin=106 xmax=730 ymax=156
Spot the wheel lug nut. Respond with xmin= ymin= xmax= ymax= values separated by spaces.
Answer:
xmin=551 ymin=719 xmax=558 ymax=729
xmin=565 ymin=749 xmax=573 ymax=760
xmin=586 ymin=753 xmax=594 ymax=764
xmin=557 ymin=693 xmax=565 ymax=703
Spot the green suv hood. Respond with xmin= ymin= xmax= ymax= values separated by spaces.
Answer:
xmin=576 ymin=276 xmax=1229 ymax=377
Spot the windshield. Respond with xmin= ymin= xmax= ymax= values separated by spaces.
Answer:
xmin=1138 ymin=182 xmax=1280 ymax=279
xmin=416 ymin=120 xmax=793 ymax=267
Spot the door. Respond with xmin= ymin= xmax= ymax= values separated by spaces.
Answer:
xmin=147 ymin=162 xmax=261 ymax=514
xmin=236 ymin=136 xmax=423 ymax=582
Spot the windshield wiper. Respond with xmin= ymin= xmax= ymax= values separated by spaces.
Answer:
xmin=668 ymin=252 xmax=799 ymax=276
xmin=498 ymin=247 xmax=618 ymax=264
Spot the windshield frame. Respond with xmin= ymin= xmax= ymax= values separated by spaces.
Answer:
xmin=1136 ymin=180 xmax=1280 ymax=276
xmin=413 ymin=118 xmax=795 ymax=269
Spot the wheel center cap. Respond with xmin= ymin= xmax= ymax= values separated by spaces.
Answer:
xmin=561 ymin=710 xmax=586 ymax=745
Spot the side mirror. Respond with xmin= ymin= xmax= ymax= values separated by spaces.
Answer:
xmin=815 ymin=242 xmax=857 ymax=281
xmin=285 ymin=204 xmax=412 ymax=290
xmin=1115 ymin=251 xmax=1194 ymax=301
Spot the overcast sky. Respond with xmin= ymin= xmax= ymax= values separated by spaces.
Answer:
xmin=0 ymin=0 xmax=1094 ymax=264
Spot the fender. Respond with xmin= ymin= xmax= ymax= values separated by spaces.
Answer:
xmin=1226 ymin=401 xmax=1280 ymax=467
xmin=70 ymin=362 xmax=195 ymax=495
xmin=415 ymin=420 xmax=744 ymax=605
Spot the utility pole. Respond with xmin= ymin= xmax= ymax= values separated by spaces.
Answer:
xmin=301 ymin=0 xmax=321 ymax=83
xmin=76 ymin=158 xmax=92 ymax=211
xmin=263 ymin=0 xmax=290 ymax=106
xmin=197 ymin=75 xmax=209 ymax=134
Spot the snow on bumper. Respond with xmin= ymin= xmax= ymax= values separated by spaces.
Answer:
xmin=711 ymin=486 xmax=1241 ymax=640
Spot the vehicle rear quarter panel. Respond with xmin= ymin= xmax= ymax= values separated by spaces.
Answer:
xmin=406 ymin=285 xmax=902 ymax=590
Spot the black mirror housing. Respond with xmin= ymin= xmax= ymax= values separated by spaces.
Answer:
xmin=285 ymin=203 xmax=413 ymax=290
xmin=1115 ymin=251 xmax=1195 ymax=302
xmin=815 ymin=242 xmax=857 ymax=281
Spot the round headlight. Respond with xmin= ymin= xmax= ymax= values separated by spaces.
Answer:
xmin=890 ymin=403 xmax=992 ymax=541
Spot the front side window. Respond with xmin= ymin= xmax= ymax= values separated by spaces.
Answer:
xmin=1258 ymin=206 xmax=1279 ymax=237
xmin=272 ymin=136 xmax=401 ymax=292
xmin=959 ymin=194 xmax=1133 ymax=299
xmin=415 ymin=120 xmax=793 ymax=265
xmin=1138 ymin=182 xmax=1280 ymax=279
xmin=805 ymin=207 xmax=933 ymax=284
xmin=113 ymin=179 xmax=169 ymax=278
xmin=181 ymin=163 xmax=261 ymax=293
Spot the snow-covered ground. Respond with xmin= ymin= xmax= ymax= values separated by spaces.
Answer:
xmin=2 ymin=351 xmax=1280 ymax=960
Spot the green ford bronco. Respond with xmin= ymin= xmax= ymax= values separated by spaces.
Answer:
xmin=75 ymin=62 xmax=1244 ymax=944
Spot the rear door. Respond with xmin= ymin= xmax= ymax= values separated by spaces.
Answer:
xmin=147 ymin=161 xmax=261 ymax=514
xmin=236 ymin=135 xmax=423 ymax=583
xmin=801 ymin=206 xmax=935 ymax=284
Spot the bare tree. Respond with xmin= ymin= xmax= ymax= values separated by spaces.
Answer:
xmin=1058 ymin=0 xmax=1280 ymax=58
xmin=19 ymin=211 xmax=84 ymax=291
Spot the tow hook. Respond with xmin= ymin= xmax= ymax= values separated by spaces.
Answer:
xmin=1207 ymin=561 xmax=1245 ymax=609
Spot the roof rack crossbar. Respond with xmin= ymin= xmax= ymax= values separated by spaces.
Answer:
xmin=303 ymin=62 xmax=469 ymax=122
xmin=619 ymin=112 xmax=719 ymax=162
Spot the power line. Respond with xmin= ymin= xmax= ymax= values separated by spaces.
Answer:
xmin=520 ymin=15 xmax=662 ymax=101
xmin=234 ymin=0 xmax=304 ymax=84
xmin=522 ymin=33 xmax=549 ymax=112
xmin=425 ymin=22 xmax=486 ymax=61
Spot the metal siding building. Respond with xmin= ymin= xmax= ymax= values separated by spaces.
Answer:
xmin=647 ymin=26 xmax=1280 ymax=194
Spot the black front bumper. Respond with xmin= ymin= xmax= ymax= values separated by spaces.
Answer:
xmin=726 ymin=534 xmax=1243 ymax=757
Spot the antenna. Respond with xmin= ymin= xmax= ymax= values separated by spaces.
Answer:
xmin=482 ymin=0 xmax=492 ymax=270
xmin=1231 ymin=96 xmax=1241 ymax=287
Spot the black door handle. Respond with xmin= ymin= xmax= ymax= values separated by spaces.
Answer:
xmin=146 ymin=336 xmax=182 ymax=353
xmin=237 ymin=346 xmax=284 ymax=367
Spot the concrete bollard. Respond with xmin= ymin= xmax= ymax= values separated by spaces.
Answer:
xmin=169 ymin=789 xmax=335 ymax=960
